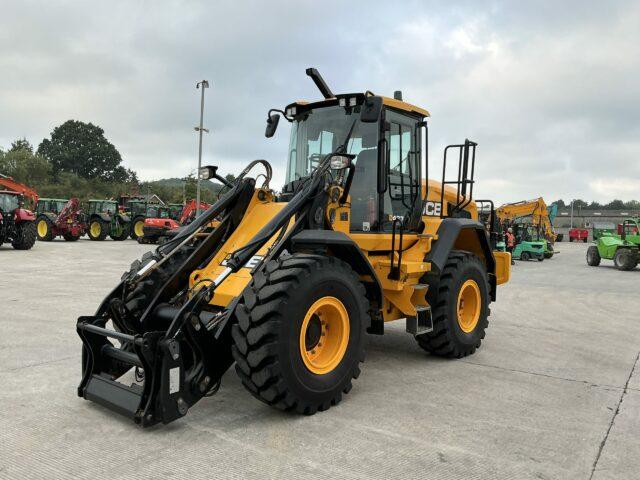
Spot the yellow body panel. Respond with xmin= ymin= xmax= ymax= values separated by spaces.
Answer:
xmin=493 ymin=251 xmax=511 ymax=285
xmin=189 ymin=175 xmax=510 ymax=323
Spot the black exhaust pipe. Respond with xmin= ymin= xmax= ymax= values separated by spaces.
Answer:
xmin=305 ymin=68 xmax=334 ymax=99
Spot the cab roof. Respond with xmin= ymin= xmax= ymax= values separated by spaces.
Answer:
xmin=286 ymin=93 xmax=430 ymax=118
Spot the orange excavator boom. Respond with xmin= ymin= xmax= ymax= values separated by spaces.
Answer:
xmin=0 ymin=174 xmax=39 ymax=207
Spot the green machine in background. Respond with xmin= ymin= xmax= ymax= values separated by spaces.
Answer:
xmin=587 ymin=218 xmax=639 ymax=270
xmin=592 ymin=222 xmax=617 ymax=241
xmin=86 ymin=200 xmax=130 ymax=241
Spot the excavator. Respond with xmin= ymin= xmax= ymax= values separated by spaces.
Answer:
xmin=76 ymin=69 xmax=511 ymax=427
xmin=496 ymin=198 xmax=558 ymax=259
xmin=0 ymin=174 xmax=38 ymax=249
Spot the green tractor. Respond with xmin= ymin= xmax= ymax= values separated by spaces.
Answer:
xmin=86 ymin=200 xmax=130 ymax=241
xmin=127 ymin=200 xmax=166 ymax=240
xmin=587 ymin=218 xmax=639 ymax=271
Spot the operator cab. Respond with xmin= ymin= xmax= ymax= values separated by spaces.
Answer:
xmin=280 ymin=93 xmax=428 ymax=234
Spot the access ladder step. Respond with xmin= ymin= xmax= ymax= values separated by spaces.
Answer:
xmin=406 ymin=306 xmax=433 ymax=336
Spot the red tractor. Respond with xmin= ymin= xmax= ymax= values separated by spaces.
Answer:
xmin=139 ymin=199 xmax=211 ymax=244
xmin=0 ymin=175 xmax=38 ymax=250
xmin=35 ymin=197 xmax=86 ymax=241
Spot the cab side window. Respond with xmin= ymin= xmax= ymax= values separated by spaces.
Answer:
xmin=382 ymin=111 xmax=420 ymax=231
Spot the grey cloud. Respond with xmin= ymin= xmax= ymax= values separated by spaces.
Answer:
xmin=1 ymin=0 xmax=638 ymax=203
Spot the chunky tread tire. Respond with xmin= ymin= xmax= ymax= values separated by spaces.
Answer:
xmin=586 ymin=246 xmax=601 ymax=266
xmin=11 ymin=221 xmax=37 ymax=250
xmin=36 ymin=216 xmax=54 ymax=241
xmin=231 ymin=254 xmax=369 ymax=415
xmin=88 ymin=219 xmax=109 ymax=241
xmin=130 ymin=216 xmax=145 ymax=240
xmin=614 ymin=249 xmax=638 ymax=271
xmin=417 ymin=251 xmax=490 ymax=358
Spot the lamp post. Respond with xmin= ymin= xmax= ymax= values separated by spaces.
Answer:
xmin=195 ymin=80 xmax=210 ymax=217
xmin=570 ymin=199 xmax=574 ymax=228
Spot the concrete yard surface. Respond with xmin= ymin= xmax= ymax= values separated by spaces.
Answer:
xmin=1 ymin=239 xmax=639 ymax=479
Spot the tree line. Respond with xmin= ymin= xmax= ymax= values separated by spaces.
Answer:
xmin=0 ymin=120 xmax=224 ymax=205
xmin=552 ymin=199 xmax=640 ymax=211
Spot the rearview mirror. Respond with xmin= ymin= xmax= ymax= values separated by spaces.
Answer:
xmin=360 ymin=96 xmax=382 ymax=123
xmin=265 ymin=113 xmax=280 ymax=138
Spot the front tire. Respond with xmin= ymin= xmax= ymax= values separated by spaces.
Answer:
xmin=586 ymin=246 xmax=601 ymax=266
xmin=521 ymin=251 xmax=530 ymax=261
xmin=12 ymin=221 xmax=37 ymax=250
xmin=417 ymin=251 xmax=490 ymax=358
xmin=231 ymin=254 xmax=369 ymax=415
xmin=614 ymin=249 xmax=638 ymax=271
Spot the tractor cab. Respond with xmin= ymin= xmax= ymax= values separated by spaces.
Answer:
xmin=168 ymin=203 xmax=183 ymax=221
xmin=88 ymin=200 xmax=118 ymax=216
xmin=0 ymin=191 xmax=21 ymax=214
xmin=280 ymin=93 xmax=427 ymax=234
xmin=36 ymin=198 xmax=68 ymax=216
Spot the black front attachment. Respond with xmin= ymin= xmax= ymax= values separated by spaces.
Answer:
xmin=77 ymin=312 xmax=232 ymax=427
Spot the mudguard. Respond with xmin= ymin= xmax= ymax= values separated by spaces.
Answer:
xmin=289 ymin=229 xmax=384 ymax=307
xmin=38 ymin=212 xmax=57 ymax=222
xmin=92 ymin=213 xmax=111 ymax=222
xmin=15 ymin=208 xmax=35 ymax=221
xmin=426 ymin=218 xmax=497 ymax=300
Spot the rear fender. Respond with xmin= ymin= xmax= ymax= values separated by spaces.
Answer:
xmin=426 ymin=218 xmax=498 ymax=301
xmin=92 ymin=213 xmax=111 ymax=223
xmin=16 ymin=208 xmax=35 ymax=221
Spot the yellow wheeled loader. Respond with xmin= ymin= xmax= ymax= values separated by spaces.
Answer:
xmin=76 ymin=69 xmax=511 ymax=426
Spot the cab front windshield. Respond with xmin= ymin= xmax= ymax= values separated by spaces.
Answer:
xmin=0 ymin=193 xmax=20 ymax=213
xmin=284 ymin=104 xmax=421 ymax=232
xmin=285 ymin=105 xmax=378 ymax=183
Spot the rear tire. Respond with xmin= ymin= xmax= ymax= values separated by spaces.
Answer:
xmin=11 ymin=221 xmax=37 ymax=250
xmin=417 ymin=251 xmax=490 ymax=358
xmin=36 ymin=216 xmax=54 ymax=241
xmin=586 ymin=246 xmax=601 ymax=266
xmin=231 ymin=254 xmax=369 ymax=415
xmin=614 ymin=249 xmax=638 ymax=271
xmin=88 ymin=219 xmax=108 ymax=241
xmin=583 ymin=238 xmax=587 ymax=243
xmin=130 ymin=216 xmax=145 ymax=240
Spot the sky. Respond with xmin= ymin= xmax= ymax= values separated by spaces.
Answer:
xmin=1 ymin=0 xmax=639 ymax=204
